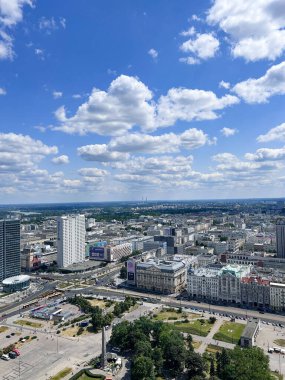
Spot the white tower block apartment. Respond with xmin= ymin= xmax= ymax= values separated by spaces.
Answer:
xmin=57 ymin=214 xmax=86 ymax=268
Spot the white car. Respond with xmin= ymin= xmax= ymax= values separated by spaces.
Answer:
xmin=1 ymin=354 xmax=10 ymax=361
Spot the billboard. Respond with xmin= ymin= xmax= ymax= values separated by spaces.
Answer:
xmin=89 ymin=246 xmax=105 ymax=260
xmin=127 ymin=259 xmax=136 ymax=284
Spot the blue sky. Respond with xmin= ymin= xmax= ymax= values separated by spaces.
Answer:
xmin=1 ymin=0 xmax=285 ymax=203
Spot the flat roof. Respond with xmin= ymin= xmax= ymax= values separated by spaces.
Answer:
xmin=241 ymin=318 xmax=259 ymax=340
xmin=2 ymin=275 xmax=30 ymax=285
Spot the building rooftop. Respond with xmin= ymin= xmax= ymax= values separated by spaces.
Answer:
xmin=220 ymin=264 xmax=250 ymax=278
xmin=2 ymin=275 xmax=30 ymax=285
xmin=241 ymin=318 xmax=259 ymax=340
xmin=136 ymin=259 xmax=185 ymax=273
xmin=241 ymin=276 xmax=270 ymax=286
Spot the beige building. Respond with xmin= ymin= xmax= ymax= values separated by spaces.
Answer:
xmin=136 ymin=259 xmax=186 ymax=294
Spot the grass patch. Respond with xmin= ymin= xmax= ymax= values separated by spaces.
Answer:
xmin=192 ymin=340 xmax=202 ymax=349
xmin=0 ymin=293 xmax=9 ymax=298
xmin=154 ymin=310 xmax=198 ymax=321
xmin=14 ymin=319 xmax=42 ymax=328
xmin=50 ymin=367 xmax=72 ymax=380
xmin=173 ymin=319 xmax=213 ymax=337
xmin=274 ymin=339 xmax=285 ymax=347
xmin=57 ymin=282 xmax=72 ymax=289
xmin=0 ymin=326 xmax=9 ymax=333
xmin=206 ymin=344 xmax=224 ymax=354
xmin=77 ymin=375 xmax=103 ymax=380
xmin=271 ymin=371 xmax=283 ymax=380
xmin=213 ymin=321 xmax=245 ymax=344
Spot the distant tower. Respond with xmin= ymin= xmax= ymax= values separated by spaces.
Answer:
xmin=276 ymin=220 xmax=285 ymax=258
xmin=101 ymin=326 xmax=107 ymax=369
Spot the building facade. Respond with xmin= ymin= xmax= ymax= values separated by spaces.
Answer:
xmin=0 ymin=219 xmax=21 ymax=281
xmin=276 ymin=220 xmax=285 ymax=258
xmin=270 ymin=282 xmax=285 ymax=311
xmin=136 ymin=259 xmax=186 ymax=294
xmin=57 ymin=215 xmax=85 ymax=268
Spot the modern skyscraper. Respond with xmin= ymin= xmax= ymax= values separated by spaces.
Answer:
xmin=57 ymin=214 xmax=85 ymax=268
xmin=0 ymin=219 xmax=21 ymax=281
xmin=276 ymin=220 xmax=285 ymax=259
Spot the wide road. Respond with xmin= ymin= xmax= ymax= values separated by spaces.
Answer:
xmin=66 ymin=285 xmax=285 ymax=325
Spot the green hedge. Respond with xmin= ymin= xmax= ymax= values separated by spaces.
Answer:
xmin=69 ymin=368 xmax=106 ymax=380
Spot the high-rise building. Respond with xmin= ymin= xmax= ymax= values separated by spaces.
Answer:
xmin=0 ymin=219 xmax=21 ymax=281
xmin=276 ymin=220 xmax=285 ymax=259
xmin=57 ymin=214 xmax=85 ymax=268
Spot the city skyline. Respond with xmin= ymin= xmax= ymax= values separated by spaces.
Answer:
xmin=1 ymin=0 xmax=285 ymax=203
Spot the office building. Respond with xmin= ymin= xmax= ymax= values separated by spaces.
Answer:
xmin=0 ymin=219 xmax=21 ymax=281
xmin=276 ymin=220 xmax=285 ymax=258
xmin=57 ymin=215 xmax=85 ymax=268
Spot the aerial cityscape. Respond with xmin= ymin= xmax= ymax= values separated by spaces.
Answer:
xmin=1 ymin=0 xmax=285 ymax=379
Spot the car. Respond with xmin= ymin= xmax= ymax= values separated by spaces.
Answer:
xmin=6 ymin=335 xmax=10 ymax=338
xmin=12 ymin=349 xmax=20 ymax=356
xmin=1 ymin=354 xmax=10 ymax=361
xmin=8 ymin=352 xmax=17 ymax=359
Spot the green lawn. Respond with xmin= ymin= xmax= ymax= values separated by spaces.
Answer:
xmin=77 ymin=376 xmax=103 ymax=380
xmin=173 ymin=319 xmax=214 ymax=337
xmin=206 ymin=344 xmax=224 ymax=354
xmin=274 ymin=339 xmax=285 ymax=347
xmin=14 ymin=319 xmax=42 ymax=328
xmin=154 ymin=309 xmax=197 ymax=321
xmin=50 ymin=367 xmax=72 ymax=380
xmin=213 ymin=321 xmax=245 ymax=344
xmin=0 ymin=326 xmax=9 ymax=333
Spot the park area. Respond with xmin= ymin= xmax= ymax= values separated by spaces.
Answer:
xmin=153 ymin=308 xmax=199 ymax=321
xmin=14 ymin=319 xmax=42 ymax=328
xmin=173 ymin=318 xmax=214 ymax=336
xmin=213 ymin=321 xmax=245 ymax=344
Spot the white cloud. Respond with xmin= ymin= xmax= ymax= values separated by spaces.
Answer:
xmin=0 ymin=132 xmax=57 ymax=173
xmin=232 ymin=61 xmax=285 ymax=103
xmin=257 ymin=123 xmax=285 ymax=143
xmin=78 ymin=167 xmax=108 ymax=177
xmin=0 ymin=0 xmax=32 ymax=60
xmin=220 ymin=127 xmax=238 ymax=137
xmin=179 ymin=57 xmax=200 ymax=65
xmin=54 ymin=75 xmax=156 ymax=136
xmin=72 ymin=94 xmax=82 ymax=99
xmin=0 ymin=87 xmax=6 ymax=95
xmin=77 ymin=144 xmax=130 ymax=162
xmin=34 ymin=48 xmax=45 ymax=60
xmin=180 ymin=33 xmax=220 ymax=63
xmin=53 ymin=91 xmax=63 ymax=99
xmin=219 ymin=80 xmax=230 ymax=89
xmin=52 ymin=155 xmax=69 ymax=165
xmin=207 ymin=0 xmax=285 ymax=61
xmin=109 ymin=128 xmax=212 ymax=154
xmin=180 ymin=26 xmax=196 ymax=37
xmin=148 ymin=48 xmax=158 ymax=59
xmin=53 ymin=75 xmax=239 ymax=136
xmin=39 ymin=16 xmax=66 ymax=34
xmin=245 ymin=147 xmax=285 ymax=162
xmin=212 ymin=153 xmax=238 ymax=163
xmin=156 ymin=87 xmax=239 ymax=128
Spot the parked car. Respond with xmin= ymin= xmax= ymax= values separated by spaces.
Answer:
xmin=1 ymin=354 xmax=10 ymax=361
xmin=8 ymin=352 xmax=17 ymax=359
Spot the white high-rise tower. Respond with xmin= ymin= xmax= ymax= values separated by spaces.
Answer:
xmin=57 ymin=214 xmax=85 ymax=268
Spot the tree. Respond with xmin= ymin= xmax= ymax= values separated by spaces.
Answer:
xmin=210 ymin=355 xmax=215 ymax=379
xmin=186 ymin=351 xmax=205 ymax=379
xmin=216 ymin=348 xmax=230 ymax=380
xmin=134 ymin=339 xmax=152 ymax=358
xmin=160 ymin=329 xmax=186 ymax=376
xmin=131 ymin=356 xmax=155 ymax=380
xmin=91 ymin=306 xmax=103 ymax=332
xmin=120 ymin=265 xmax=127 ymax=279
xmin=152 ymin=347 xmax=164 ymax=375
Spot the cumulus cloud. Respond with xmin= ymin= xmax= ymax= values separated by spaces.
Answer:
xmin=77 ymin=144 xmax=130 ymax=162
xmin=232 ymin=61 xmax=285 ymax=103
xmin=180 ymin=32 xmax=220 ymax=64
xmin=109 ymin=128 xmax=213 ymax=154
xmin=207 ymin=0 xmax=285 ymax=61
xmin=54 ymin=75 xmax=156 ymax=136
xmin=148 ymin=48 xmax=158 ymax=59
xmin=53 ymin=75 xmax=239 ymax=135
xmin=220 ymin=127 xmax=238 ymax=137
xmin=52 ymin=155 xmax=69 ymax=165
xmin=156 ymin=88 xmax=239 ymax=128
xmin=257 ymin=123 xmax=285 ymax=143
xmin=180 ymin=26 xmax=196 ymax=37
xmin=245 ymin=147 xmax=285 ymax=162
xmin=0 ymin=87 xmax=6 ymax=95
xmin=0 ymin=132 xmax=57 ymax=174
xmin=78 ymin=167 xmax=108 ymax=177
xmin=0 ymin=0 xmax=32 ymax=60
xmin=53 ymin=91 xmax=63 ymax=99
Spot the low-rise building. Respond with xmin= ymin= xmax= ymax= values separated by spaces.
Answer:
xmin=240 ymin=318 xmax=260 ymax=348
